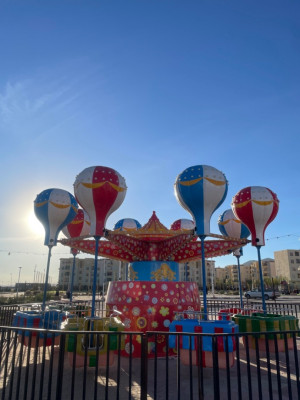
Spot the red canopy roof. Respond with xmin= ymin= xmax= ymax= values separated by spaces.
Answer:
xmin=60 ymin=211 xmax=249 ymax=262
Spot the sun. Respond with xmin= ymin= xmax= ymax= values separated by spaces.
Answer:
xmin=27 ymin=210 xmax=44 ymax=237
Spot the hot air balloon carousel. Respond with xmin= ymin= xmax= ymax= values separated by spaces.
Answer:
xmin=60 ymin=165 xmax=247 ymax=361
xmin=62 ymin=210 xmax=246 ymax=360
xmin=13 ymin=188 xmax=78 ymax=347
xmin=231 ymin=187 xmax=299 ymax=351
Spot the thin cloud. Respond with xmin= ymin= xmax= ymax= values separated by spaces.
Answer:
xmin=0 ymin=59 xmax=103 ymax=139
xmin=0 ymin=79 xmax=72 ymax=128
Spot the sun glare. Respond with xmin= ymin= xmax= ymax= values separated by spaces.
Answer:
xmin=27 ymin=210 xmax=45 ymax=237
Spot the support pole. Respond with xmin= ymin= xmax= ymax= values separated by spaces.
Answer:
xmin=91 ymin=236 xmax=100 ymax=318
xmin=256 ymin=245 xmax=267 ymax=314
xmin=236 ymin=255 xmax=243 ymax=309
xmin=200 ymin=235 xmax=207 ymax=320
xmin=42 ymin=246 xmax=52 ymax=311
xmin=69 ymin=252 xmax=77 ymax=302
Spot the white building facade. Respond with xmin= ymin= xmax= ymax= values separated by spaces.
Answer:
xmin=59 ymin=257 xmax=125 ymax=293
xmin=274 ymin=249 xmax=300 ymax=289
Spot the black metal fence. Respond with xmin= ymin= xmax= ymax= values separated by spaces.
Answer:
xmin=0 ymin=300 xmax=106 ymax=327
xmin=0 ymin=326 xmax=299 ymax=400
xmin=1 ymin=299 xmax=299 ymax=399
xmin=206 ymin=298 xmax=300 ymax=320
xmin=1 ymin=298 xmax=299 ymax=326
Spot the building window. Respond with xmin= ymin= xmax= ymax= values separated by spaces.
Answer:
xmin=290 ymin=252 xmax=294 ymax=256
xmin=291 ymin=260 xmax=294 ymax=264
xmin=296 ymin=259 xmax=300 ymax=263
xmin=295 ymin=251 xmax=299 ymax=256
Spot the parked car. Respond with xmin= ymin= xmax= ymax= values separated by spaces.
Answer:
xmin=244 ymin=289 xmax=280 ymax=300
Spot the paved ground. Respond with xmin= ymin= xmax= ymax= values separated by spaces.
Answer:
xmin=1 ymin=295 xmax=299 ymax=399
xmin=0 ymin=333 xmax=299 ymax=399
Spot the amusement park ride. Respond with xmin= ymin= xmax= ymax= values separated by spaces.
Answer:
xmin=12 ymin=164 xmax=299 ymax=367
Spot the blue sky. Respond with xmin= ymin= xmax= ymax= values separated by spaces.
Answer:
xmin=0 ymin=0 xmax=299 ymax=285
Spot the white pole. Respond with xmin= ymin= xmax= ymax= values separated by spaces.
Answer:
xmin=211 ymin=261 xmax=215 ymax=298
xmin=16 ymin=267 xmax=22 ymax=298
xmin=102 ymin=259 xmax=105 ymax=296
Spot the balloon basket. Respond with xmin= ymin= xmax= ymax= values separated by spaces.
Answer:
xmin=232 ymin=313 xmax=299 ymax=352
xmin=106 ymin=280 xmax=201 ymax=358
xmin=64 ymin=304 xmax=92 ymax=318
xmin=218 ymin=308 xmax=263 ymax=321
xmin=63 ymin=315 xmax=125 ymax=368
xmin=12 ymin=310 xmax=66 ymax=348
xmin=169 ymin=319 xmax=238 ymax=369
xmin=242 ymin=336 xmax=294 ymax=352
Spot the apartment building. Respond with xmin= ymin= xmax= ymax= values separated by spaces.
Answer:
xmin=59 ymin=257 xmax=125 ymax=292
xmin=59 ymin=257 xmax=215 ymax=291
xmin=180 ymin=260 xmax=215 ymax=289
xmin=274 ymin=250 xmax=300 ymax=289
xmin=240 ymin=258 xmax=276 ymax=287
xmin=240 ymin=262 xmax=259 ymax=288
xmin=215 ymin=267 xmax=227 ymax=282
xmin=214 ymin=265 xmax=239 ymax=289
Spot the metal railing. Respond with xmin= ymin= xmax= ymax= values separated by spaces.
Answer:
xmin=0 ymin=326 xmax=299 ymax=399
xmin=0 ymin=300 xmax=106 ymax=327
xmin=206 ymin=299 xmax=300 ymax=320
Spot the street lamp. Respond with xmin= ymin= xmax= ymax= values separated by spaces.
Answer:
xmin=16 ymin=266 xmax=22 ymax=299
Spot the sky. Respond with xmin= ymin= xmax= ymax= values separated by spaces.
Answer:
xmin=0 ymin=0 xmax=299 ymax=286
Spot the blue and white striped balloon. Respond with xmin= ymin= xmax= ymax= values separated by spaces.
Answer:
xmin=218 ymin=209 xmax=250 ymax=239
xmin=114 ymin=218 xmax=142 ymax=232
xmin=174 ymin=165 xmax=228 ymax=236
xmin=34 ymin=188 xmax=78 ymax=246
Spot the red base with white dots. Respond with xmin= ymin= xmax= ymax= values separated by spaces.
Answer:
xmin=106 ymin=281 xmax=201 ymax=357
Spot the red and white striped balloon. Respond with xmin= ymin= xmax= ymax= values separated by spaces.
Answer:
xmin=170 ymin=219 xmax=195 ymax=231
xmin=62 ymin=209 xmax=90 ymax=239
xmin=74 ymin=166 xmax=127 ymax=236
xmin=231 ymin=186 xmax=279 ymax=246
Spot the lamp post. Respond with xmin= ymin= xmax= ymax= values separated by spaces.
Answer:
xmin=16 ymin=267 xmax=22 ymax=299
xmin=210 ymin=261 xmax=215 ymax=298
xmin=102 ymin=259 xmax=106 ymax=298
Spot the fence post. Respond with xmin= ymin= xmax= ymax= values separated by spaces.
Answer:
xmin=140 ymin=334 xmax=148 ymax=400
xmin=56 ymin=333 xmax=66 ymax=400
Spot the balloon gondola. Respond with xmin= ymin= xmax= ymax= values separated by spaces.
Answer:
xmin=62 ymin=209 xmax=90 ymax=302
xmin=13 ymin=188 xmax=78 ymax=347
xmin=230 ymin=186 xmax=299 ymax=351
xmin=60 ymin=166 xmax=128 ymax=365
xmin=167 ymin=165 xmax=241 ymax=367
xmin=231 ymin=186 xmax=279 ymax=313
xmin=218 ymin=209 xmax=250 ymax=310
xmin=74 ymin=166 xmax=127 ymax=318
xmin=174 ymin=165 xmax=228 ymax=319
